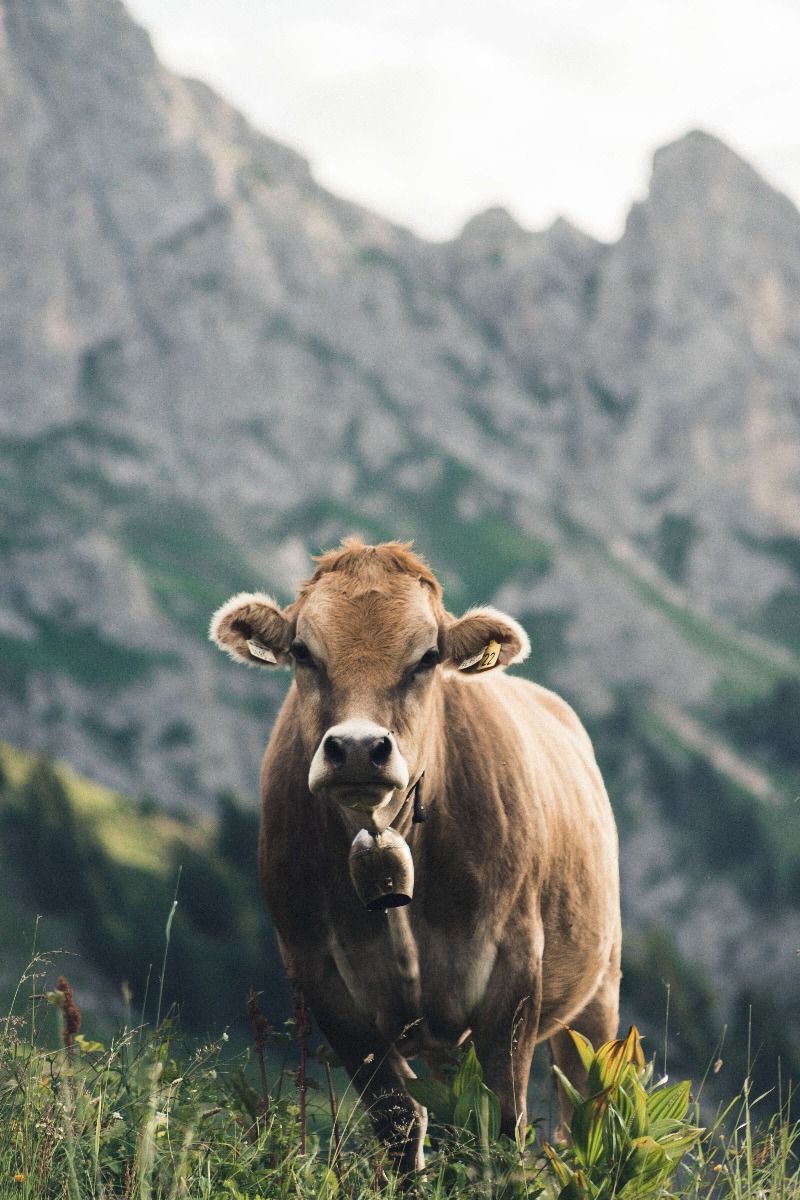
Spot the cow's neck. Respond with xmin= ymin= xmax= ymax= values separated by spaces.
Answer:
xmin=380 ymin=770 xmax=426 ymax=839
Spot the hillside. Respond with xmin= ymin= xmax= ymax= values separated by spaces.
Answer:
xmin=0 ymin=0 xmax=799 ymax=1089
xmin=0 ymin=740 xmax=286 ymax=1035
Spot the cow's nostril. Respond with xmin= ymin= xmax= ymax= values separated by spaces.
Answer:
xmin=324 ymin=735 xmax=347 ymax=767
xmin=370 ymin=735 xmax=392 ymax=768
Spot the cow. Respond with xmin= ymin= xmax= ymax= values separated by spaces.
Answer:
xmin=210 ymin=538 xmax=620 ymax=1173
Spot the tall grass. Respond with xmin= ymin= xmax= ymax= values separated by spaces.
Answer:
xmin=1 ymin=964 xmax=797 ymax=1198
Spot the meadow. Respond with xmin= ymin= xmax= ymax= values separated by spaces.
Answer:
xmin=1 ymin=951 xmax=797 ymax=1199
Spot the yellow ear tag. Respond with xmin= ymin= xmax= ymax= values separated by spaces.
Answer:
xmin=475 ymin=640 xmax=502 ymax=672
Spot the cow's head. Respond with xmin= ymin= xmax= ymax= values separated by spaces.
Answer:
xmin=210 ymin=539 xmax=530 ymax=828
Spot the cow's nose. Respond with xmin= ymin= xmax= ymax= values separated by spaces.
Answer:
xmin=308 ymin=719 xmax=410 ymax=799
xmin=322 ymin=730 xmax=394 ymax=771
xmin=370 ymin=735 xmax=392 ymax=767
xmin=323 ymin=734 xmax=347 ymax=767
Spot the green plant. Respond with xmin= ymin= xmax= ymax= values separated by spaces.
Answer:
xmin=408 ymin=1043 xmax=502 ymax=1147
xmin=408 ymin=1044 xmax=542 ymax=1197
xmin=545 ymin=1026 xmax=703 ymax=1198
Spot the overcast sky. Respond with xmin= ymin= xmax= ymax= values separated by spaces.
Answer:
xmin=125 ymin=0 xmax=800 ymax=243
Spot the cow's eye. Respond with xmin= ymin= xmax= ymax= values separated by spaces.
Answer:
xmin=415 ymin=648 xmax=440 ymax=674
xmin=291 ymin=640 xmax=314 ymax=667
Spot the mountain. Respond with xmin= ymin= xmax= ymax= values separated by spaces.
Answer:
xmin=1 ymin=0 xmax=799 ymax=1084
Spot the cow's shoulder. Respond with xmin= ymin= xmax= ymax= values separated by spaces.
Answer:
xmin=442 ymin=670 xmax=591 ymax=751
xmin=438 ymin=671 xmax=605 ymax=831
xmin=496 ymin=675 xmax=592 ymax=743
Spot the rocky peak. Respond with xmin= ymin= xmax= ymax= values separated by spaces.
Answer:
xmin=651 ymin=129 xmax=758 ymax=191
xmin=636 ymin=128 xmax=800 ymax=274
xmin=457 ymin=204 xmax=525 ymax=245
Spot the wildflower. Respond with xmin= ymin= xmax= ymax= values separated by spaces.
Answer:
xmin=14 ymin=1173 xmax=25 ymax=1184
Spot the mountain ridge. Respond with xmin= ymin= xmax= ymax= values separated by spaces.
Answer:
xmin=2 ymin=0 xmax=799 ymax=802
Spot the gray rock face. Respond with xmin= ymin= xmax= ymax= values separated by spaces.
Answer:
xmin=2 ymin=0 xmax=799 ymax=803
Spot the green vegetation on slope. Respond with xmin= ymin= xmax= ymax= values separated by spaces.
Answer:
xmin=0 ymin=423 xmax=141 ymax=548
xmin=122 ymin=500 xmax=261 ymax=641
xmin=0 ymin=619 xmax=177 ymax=700
xmin=0 ymin=744 xmax=286 ymax=1036
xmin=553 ymin=510 xmax=798 ymax=703
xmin=274 ymin=455 xmax=553 ymax=616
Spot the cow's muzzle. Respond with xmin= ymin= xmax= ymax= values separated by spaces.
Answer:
xmin=307 ymin=719 xmax=410 ymax=810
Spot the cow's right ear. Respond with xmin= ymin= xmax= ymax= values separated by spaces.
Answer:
xmin=209 ymin=592 xmax=294 ymax=668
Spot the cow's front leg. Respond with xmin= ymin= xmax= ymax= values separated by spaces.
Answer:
xmin=469 ymin=944 xmax=542 ymax=1144
xmin=298 ymin=956 xmax=427 ymax=1174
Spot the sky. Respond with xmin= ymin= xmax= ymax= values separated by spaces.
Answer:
xmin=125 ymin=0 xmax=800 ymax=243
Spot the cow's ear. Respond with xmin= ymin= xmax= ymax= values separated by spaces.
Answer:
xmin=441 ymin=605 xmax=530 ymax=674
xmin=210 ymin=592 xmax=294 ymax=668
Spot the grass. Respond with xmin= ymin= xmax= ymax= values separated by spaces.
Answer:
xmin=1 ymin=964 xmax=797 ymax=1199
xmin=0 ymin=968 xmax=386 ymax=1199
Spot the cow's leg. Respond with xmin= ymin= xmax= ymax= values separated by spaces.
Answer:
xmin=549 ymin=944 xmax=621 ymax=1137
xmin=469 ymin=946 xmax=543 ymax=1143
xmin=299 ymin=958 xmax=426 ymax=1174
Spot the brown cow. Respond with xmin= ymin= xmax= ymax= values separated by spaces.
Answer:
xmin=211 ymin=539 xmax=620 ymax=1172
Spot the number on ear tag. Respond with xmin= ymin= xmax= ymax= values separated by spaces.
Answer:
xmin=475 ymin=640 xmax=501 ymax=672
xmin=247 ymin=638 xmax=277 ymax=664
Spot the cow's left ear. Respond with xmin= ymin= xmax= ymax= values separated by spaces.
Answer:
xmin=210 ymin=592 xmax=294 ymax=668
xmin=441 ymin=600 xmax=527 ymax=676
xmin=441 ymin=605 xmax=530 ymax=674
